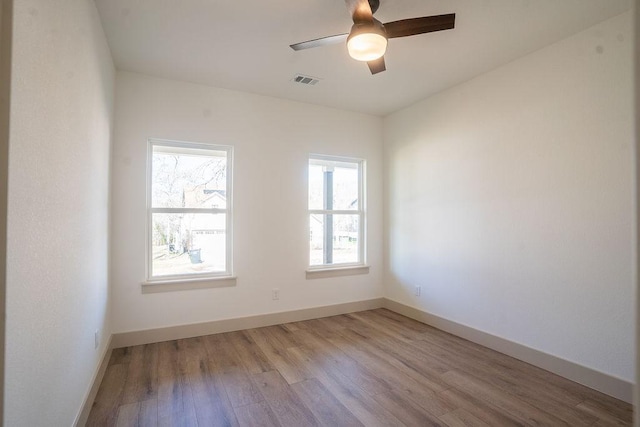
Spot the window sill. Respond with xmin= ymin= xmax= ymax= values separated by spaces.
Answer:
xmin=306 ymin=265 xmax=369 ymax=280
xmin=141 ymin=276 xmax=237 ymax=294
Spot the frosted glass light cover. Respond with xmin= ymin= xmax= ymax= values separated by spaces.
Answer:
xmin=347 ymin=32 xmax=387 ymax=61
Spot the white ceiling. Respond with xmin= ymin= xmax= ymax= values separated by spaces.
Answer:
xmin=94 ymin=0 xmax=631 ymax=116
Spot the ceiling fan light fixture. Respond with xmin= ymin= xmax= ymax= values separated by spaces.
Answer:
xmin=347 ymin=23 xmax=387 ymax=61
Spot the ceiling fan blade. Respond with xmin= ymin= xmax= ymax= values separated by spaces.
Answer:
xmin=290 ymin=33 xmax=349 ymax=51
xmin=384 ymin=14 xmax=455 ymax=39
xmin=367 ymin=56 xmax=386 ymax=74
xmin=344 ymin=0 xmax=374 ymax=23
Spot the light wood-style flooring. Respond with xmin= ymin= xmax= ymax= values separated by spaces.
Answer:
xmin=87 ymin=309 xmax=633 ymax=426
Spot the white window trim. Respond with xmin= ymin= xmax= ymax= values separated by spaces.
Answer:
xmin=141 ymin=275 xmax=237 ymax=293
xmin=307 ymin=153 xmax=366 ymax=272
xmin=145 ymin=138 xmax=234 ymax=285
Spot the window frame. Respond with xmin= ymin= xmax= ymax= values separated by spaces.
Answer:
xmin=308 ymin=153 xmax=366 ymax=270
xmin=146 ymin=138 xmax=233 ymax=283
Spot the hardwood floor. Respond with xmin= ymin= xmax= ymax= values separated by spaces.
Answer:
xmin=86 ymin=309 xmax=633 ymax=426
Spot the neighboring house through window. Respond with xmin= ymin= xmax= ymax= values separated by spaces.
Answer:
xmin=147 ymin=139 xmax=232 ymax=281
xmin=308 ymin=154 xmax=365 ymax=268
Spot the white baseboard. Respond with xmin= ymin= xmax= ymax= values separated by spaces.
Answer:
xmin=74 ymin=334 xmax=113 ymax=427
xmin=382 ymin=298 xmax=633 ymax=403
xmin=111 ymin=298 xmax=385 ymax=348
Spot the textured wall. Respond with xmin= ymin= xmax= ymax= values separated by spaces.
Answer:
xmin=110 ymin=71 xmax=384 ymax=333
xmin=634 ymin=0 xmax=639 ymax=422
xmin=6 ymin=0 xmax=114 ymax=425
xmin=0 ymin=0 xmax=12 ymax=422
xmin=384 ymin=12 xmax=635 ymax=381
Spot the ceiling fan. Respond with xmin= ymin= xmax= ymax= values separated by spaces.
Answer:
xmin=290 ymin=0 xmax=455 ymax=75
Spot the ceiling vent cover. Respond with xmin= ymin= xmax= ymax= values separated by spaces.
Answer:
xmin=292 ymin=74 xmax=320 ymax=85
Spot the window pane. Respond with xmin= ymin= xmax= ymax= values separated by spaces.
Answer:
xmin=332 ymin=165 xmax=359 ymax=210
xmin=309 ymin=214 xmax=324 ymax=266
xmin=332 ymin=214 xmax=360 ymax=264
xmin=151 ymin=213 xmax=226 ymax=276
xmin=308 ymin=159 xmax=359 ymax=211
xmin=309 ymin=214 xmax=359 ymax=266
xmin=308 ymin=164 xmax=324 ymax=210
xmin=152 ymin=146 xmax=227 ymax=209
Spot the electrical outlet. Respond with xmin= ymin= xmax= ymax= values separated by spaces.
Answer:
xmin=272 ymin=289 xmax=280 ymax=300
xmin=94 ymin=329 xmax=100 ymax=350
xmin=415 ymin=286 xmax=421 ymax=296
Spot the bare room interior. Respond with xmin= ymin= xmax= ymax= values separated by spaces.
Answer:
xmin=1 ymin=0 xmax=639 ymax=426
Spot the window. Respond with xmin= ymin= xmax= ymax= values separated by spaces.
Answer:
xmin=308 ymin=155 xmax=365 ymax=268
xmin=147 ymin=139 xmax=232 ymax=281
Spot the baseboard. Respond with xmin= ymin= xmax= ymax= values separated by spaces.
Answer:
xmin=74 ymin=334 xmax=113 ymax=427
xmin=382 ymin=298 xmax=634 ymax=403
xmin=111 ymin=298 xmax=385 ymax=348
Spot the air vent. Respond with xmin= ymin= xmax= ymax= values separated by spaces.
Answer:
xmin=292 ymin=74 xmax=321 ymax=86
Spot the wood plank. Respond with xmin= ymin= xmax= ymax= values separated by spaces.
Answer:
xmin=369 ymin=308 xmax=614 ymax=425
xmin=121 ymin=344 xmax=159 ymax=405
xmin=287 ymin=346 xmax=405 ymax=427
xmin=292 ymin=329 xmax=392 ymax=396
xmin=156 ymin=341 xmax=198 ymax=427
xmin=349 ymin=310 xmax=425 ymax=342
xmin=139 ymin=399 xmax=158 ymax=427
xmin=233 ymin=401 xmax=281 ymax=427
xmin=325 ymin=329 xmax=454 ymax=416
xmin=291 ymin=378 xmax=363 ymax=426
xmin=114 ymin=400 xmax=157 ymax=427
xmin=577 ymin=399 xmax=633 ymax=425
xmin=116 ymin=402 xmax=140 ymax=427
xmin=437 ymin=388 xmax=522 ymax=426
xmin=220 ymin=370 xmax=263 ymax=408
xmin=373 ymin=308 xmax=436 ymax=333
xmin=204 ymin=333 xmax=263 ymax=407
xmin=413 ymin=318 xmax=620 ymax=412
xmin=262 ymin=324 xmax=304 ymax=348
xmin=110 ymin=347 xmax=133 ymax=366
xmin=280 ymin=321 xmax=305 ymax=332
xmin=182 ymin=336 xmax=239 ymax=426
xmin=372 ymin=388 xmax=445 ymax=426
xmin=251 ymin=370 xmax=319 ymax=426
xmin=330 ymin=327 xmax=450 ymax=393
xmin=225 ymin=330 xmax=274 ymax=375
xmin=441 ymin=370 xmax=567 ymax=425
xmin=415 ymin=328 xmax=586 ymax=405
xmin=86 ymin=363 xmax=127 ymax=426
xmin=324 ymin=313 xmax=364 ymax=330
xmin=338 ymin=313 xmax=402 ymax=341
xmin=247 ymin=328 xmax=313 ymax=384
xmin=406 ymin=335 xmax=598 ymax=424
xmin=297 ymin=318 xmax=339 ymax=336
xmin=314 ymin=316 xmax=347 ymax=332
xmin=592 ymin=416 xmax=634 ymax=427
xmin=439 ymin=408 xmax=491 ymax=427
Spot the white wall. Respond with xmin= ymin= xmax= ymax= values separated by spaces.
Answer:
xmin=111 ymin=72 xmax=383 ymax=333
xmin=634 ymin=0 xmax=639 ymax=422
xmin=384 ymin=12 xmax=635 ymax=382
xmin=5 ymin=0 xmax=114 ymax=425
xmin=0 ymin=0 xmax=12 ymax=422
